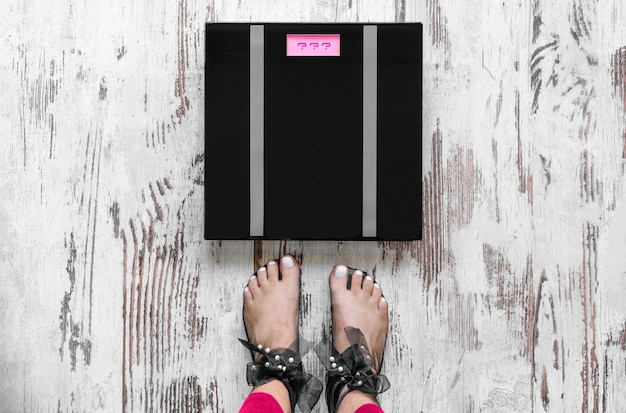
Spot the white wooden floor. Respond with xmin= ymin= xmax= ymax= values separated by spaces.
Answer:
xmin=2 ymin=0 xmax=626 ymax=412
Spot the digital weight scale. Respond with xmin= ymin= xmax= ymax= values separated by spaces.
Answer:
xmin=205 ymin=23 xmax=422 ymax=240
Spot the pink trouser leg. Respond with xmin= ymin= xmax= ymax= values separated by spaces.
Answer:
xmin=238 ymin=393 xmax=385 ymax=413
xmin=355 ymin=403 xmax=385 ymax=413
xmin=239 ymin=392 xmax=284 ymax=413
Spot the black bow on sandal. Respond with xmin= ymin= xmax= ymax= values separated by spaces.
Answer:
xmin=315 ymin=327 xmax=391 ymax=413
xmin=239 ymin=338 xmax=323 ymax=413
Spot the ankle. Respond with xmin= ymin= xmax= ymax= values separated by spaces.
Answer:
xmin=337 ymin=390 xmax=379 ymax=413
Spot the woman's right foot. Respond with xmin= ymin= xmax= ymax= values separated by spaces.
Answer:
xmin=329 ymin=265 xmax=389 ymax=412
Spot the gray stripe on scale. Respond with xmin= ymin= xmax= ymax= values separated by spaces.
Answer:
xmin=250 ymin=25 xmax=264 ymax=237
xmin=362 ymin=25 xmax=377 ymax=238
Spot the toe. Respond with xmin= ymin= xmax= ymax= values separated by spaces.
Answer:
xmin=256 ymin=266 xmax=269 ymax=286
xmin=266 ymin=260 xmax=279 ymax=283
xmin=378 ymin=295 xmax=389 ymax=313
xmin=279 ymin=255 xmax=299 ymax=282
xmin=248 ymin=275 xmax=261 ymax=295
xmin=362 ymin=275 xmax=375 ymax=295
xmin=371 ymin=282 xmax=383 ymax=301
xmin=350 ymin=269 xmax=364 ymax=291
xmin=329 ymin=265 xmax=349 ymax=291
xmin=243 ymin=285 xmax=253 ymax=303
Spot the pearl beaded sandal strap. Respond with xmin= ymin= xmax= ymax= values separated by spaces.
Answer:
xmin=239 ymin=338 xmax=323 ymax=413
xmin=315 ymin=327 xmax=391 ymax=413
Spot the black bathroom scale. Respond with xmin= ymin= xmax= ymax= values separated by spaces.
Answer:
xmin=205 ymin=23 xmax=422 ymax=240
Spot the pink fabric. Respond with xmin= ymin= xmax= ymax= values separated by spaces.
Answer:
xmin=238 ymin=392 xmax=385 ymax=413
xmin=239 ymin=392 xmax=284 ymax=413
xmin=355 ymin=403 xmax=385 ymax=413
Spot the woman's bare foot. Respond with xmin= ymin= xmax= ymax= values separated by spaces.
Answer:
xmin=243 ymin=255 xmax=300 ymax=353
xmin=242 ymin=255 xmax=301 ymax=413
xmin=329 ymin=265 xmax=389 ymax=413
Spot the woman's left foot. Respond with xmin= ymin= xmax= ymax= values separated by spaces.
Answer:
xmin=243 ymin=255 xmax=301 ymax=354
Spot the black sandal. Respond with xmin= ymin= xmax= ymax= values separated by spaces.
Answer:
xmin=315 ymin=327 xmax=391 ymax=413
xmin=240 ymin=259 xmax=322 ymax=412
xmin=239 ymin=337 xmax=322 ymax=412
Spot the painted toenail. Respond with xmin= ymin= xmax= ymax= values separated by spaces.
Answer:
xmin=380 ymin=296 xmax=386 ymax=302
xmin=354 ymin=270 xmax=363 ymax=276
xmin=365 ymin=275 xmax=373 ymax=282
xmin=374 ymin=283 xmax=380 ymax=289
xmin=250 ymin=275 xmax=257 ymax=280
xmin=268 ymin=261 xmax=277 ymax=266
xmin=257 ymin=267 xmax=266 ymax=273
xmin=335 ymin=265 xmax=347 ymax=278
xmin=244 ymin=286 xmax=250 ymax=292
xmin=282 ymin=256 xmax=294 ymax=268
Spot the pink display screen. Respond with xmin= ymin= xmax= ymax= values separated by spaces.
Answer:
xmin=286 ymin=34 xmax=340 ymax=56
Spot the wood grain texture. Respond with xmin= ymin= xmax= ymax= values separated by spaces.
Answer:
xmin=2 ymin=0 xmax=626 ymax=412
